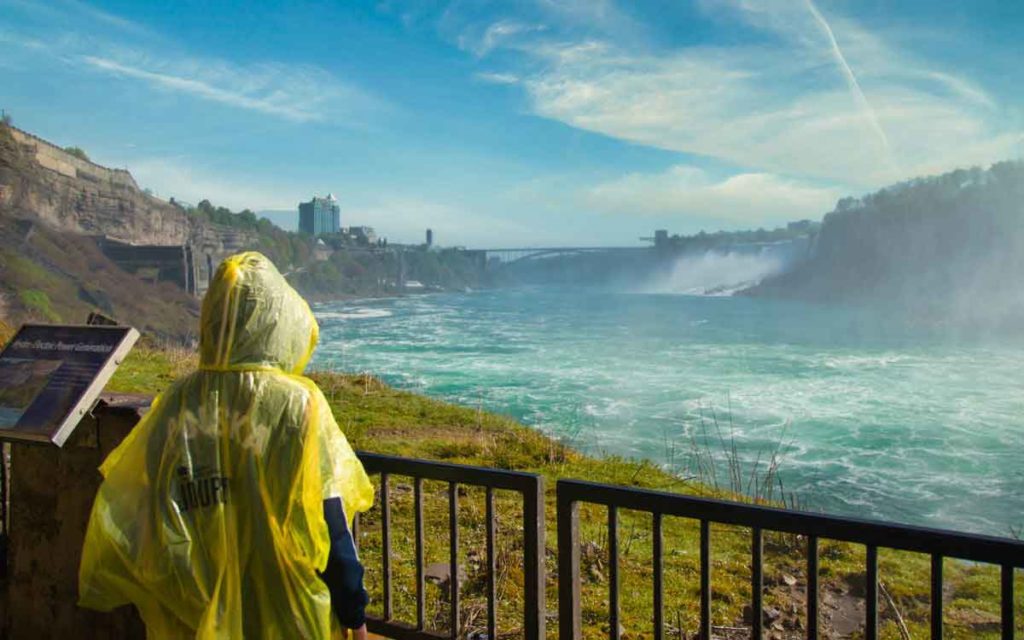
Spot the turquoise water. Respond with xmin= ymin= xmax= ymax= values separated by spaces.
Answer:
xmin=312 ymin=289 xmax=1024 ymax=536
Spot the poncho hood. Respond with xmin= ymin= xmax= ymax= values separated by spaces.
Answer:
xmin=199 ymin=251 xmax=318 ymax=373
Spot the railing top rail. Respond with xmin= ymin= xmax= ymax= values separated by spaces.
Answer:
xmin=358 ymin=451 xmax=541 ymax=493
xmin=558 ymin=479 xmax=1024 ymax=566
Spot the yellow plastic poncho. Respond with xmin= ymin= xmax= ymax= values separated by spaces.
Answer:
xmin=79 ymin=251 xmax=374 ymax=639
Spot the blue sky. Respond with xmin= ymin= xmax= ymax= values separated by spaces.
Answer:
xmin=1 ymin=0 xmax=1021 ymax=246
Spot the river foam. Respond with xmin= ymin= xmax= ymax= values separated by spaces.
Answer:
xmin=314 ymin=289 xmax=1024 ymax=536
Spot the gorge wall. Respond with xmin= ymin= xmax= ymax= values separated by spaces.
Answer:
xmin=0 ymin=124 xmax=255 ymax=295
xmin=745 ymin=161 xmax=1024 ymax=327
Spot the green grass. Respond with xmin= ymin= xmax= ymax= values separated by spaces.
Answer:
xmin=17 ymin=289 xmax=60 ymax=322
xmin=101 ymin=348 xmax=1023 ymax=640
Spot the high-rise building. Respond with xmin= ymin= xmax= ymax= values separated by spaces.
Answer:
xmin=298 ymin=194 xmax=340 ymax=236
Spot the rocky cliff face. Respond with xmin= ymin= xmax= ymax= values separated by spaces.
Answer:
xmin=0 ymin=126 xmax=192 ymax=245
xmin=0 ymin=124 xmax=256 ymax=295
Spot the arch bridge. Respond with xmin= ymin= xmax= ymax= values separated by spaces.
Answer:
xmin=479 ymin=246 xmax=649 ymax=267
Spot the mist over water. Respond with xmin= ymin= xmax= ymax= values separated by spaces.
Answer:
xmin=314 ymin=289 xmax=1024 ymax=536
xmin=638 ymin=250 xmax=787 ymax=295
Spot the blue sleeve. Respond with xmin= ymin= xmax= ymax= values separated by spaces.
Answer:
xmin=319 ymin=497 xmax=369 ymax=628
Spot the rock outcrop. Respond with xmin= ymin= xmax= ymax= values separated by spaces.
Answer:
xmin=0 ymin=124 xmax=256 ymax=295
xmin=1 ymin=126 xmax=191 ymax=245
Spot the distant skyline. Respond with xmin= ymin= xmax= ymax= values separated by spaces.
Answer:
xmin=1 ymin=0 xmax=1021 ymax=246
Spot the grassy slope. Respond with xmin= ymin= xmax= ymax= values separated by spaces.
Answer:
xmin=0 ymin=217 xmax=200 ymax=338
xmin=103 ymin=345 xmax=1020 ymax=640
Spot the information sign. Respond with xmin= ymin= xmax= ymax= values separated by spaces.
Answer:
xmin=0 ymin=324 xmax=139 ymax=446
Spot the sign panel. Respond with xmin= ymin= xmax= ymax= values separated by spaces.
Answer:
xmin=0 ymin=324 xmax=139 ymax=446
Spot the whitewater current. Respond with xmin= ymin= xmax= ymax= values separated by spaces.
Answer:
xmin=312 ymin=288 xmax=1024 ymax=536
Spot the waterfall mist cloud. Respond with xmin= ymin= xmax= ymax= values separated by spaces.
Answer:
xmin=638 ymin=249 xmax=789 ymax=296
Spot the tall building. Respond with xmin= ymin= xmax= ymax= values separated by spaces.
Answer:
xmin=298 ymin=194 xmax=340 ymax=236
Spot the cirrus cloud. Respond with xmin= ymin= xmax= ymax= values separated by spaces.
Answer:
xmin=584 ymin=165 xmax=841 ymax=224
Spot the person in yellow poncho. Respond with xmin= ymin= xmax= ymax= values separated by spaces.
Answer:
xmin=78 ymin=251 xmax=375 ymax=639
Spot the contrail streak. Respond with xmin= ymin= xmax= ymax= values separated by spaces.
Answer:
xmin=804 ymin=0 xmax=899 ymax=178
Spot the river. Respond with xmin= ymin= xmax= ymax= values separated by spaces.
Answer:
xmin=312 ymin=288 xmax=1024 ymax=536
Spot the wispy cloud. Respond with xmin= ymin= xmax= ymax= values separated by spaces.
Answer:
xmin=474 ymin=71 xmax=520 ymax=85
xmin=584 ymin=165 xmax=841 ymax=223
xmin=81 ymin=56 xmax=339 ymax=123
xmin=458 ymin=20 xmax=547 ymax=57
xmin=128 ymin=156 xmax=302 ymax=211
xmin=451 ymin=0 xmax=1020 ymax=189
xmin=4 ymin=0 xmax=382 ymax=125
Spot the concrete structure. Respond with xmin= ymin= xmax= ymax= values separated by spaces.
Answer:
xmin=298 ymin=194 xmax=340 ymax=236
xmin=426 ymin=228 xmax=433 ymax=247
xmin=346 ymin=226 xmax=377 ymax=246
xmin=654 ymin=229 xmax=669 ymax=250
xmin=97 ymin=238 xmax=197 ymax=294
xmin=3 ymin=394 xmax=150 ymax=638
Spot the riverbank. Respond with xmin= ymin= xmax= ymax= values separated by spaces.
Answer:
xmin=99 ymin=338 xmax=1019 ymax=640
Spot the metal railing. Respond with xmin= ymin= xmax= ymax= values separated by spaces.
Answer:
xmin=557 ymin=479 xmax=1024 ymax=640
xmin=356 ymin=452 xmax=546 ymax=640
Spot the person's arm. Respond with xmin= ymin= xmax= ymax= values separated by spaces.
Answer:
xmin=319 ymin=497 xmax=369 ymax=632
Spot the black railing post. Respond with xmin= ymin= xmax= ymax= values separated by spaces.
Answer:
xmin=1002 ymin=565 xmax=1014 ymax=640
xmin=700 ymin=519 xmax=710 ymax=640
xmin=931 ymin=554 xmax=942 ymax=640
xmin=752 ymin=527 xmax=763 ymax=640
xmin=415 ymin=477 xmax=426 ymax=631
xmin=866 ymin=545 xmax=878 ymax=640
xmin=523 ymin=476 xmax=546 ymax=640
xmin=558 ymin=486 xmax=582 ymax=640
xmin=485 ymin=486 xmax=497 ymax=640
xmin=807 ymin=535 xmax=819 ymax=640
xmin=608 ymin=506 xmax=619 ymax=640
xmin=653 ymin=513 xmax=664 ymax=640
xmin=381 ymin=472 xmax=393 ymax=621
xmin=449 ymin=481 xmax=460 ymax=639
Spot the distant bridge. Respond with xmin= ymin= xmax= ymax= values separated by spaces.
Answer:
xmin=477 ymin=246 xmax=650 ymax=266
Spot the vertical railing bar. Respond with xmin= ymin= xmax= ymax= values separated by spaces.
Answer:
xmin=486 ymin=486 xmax=497 ymax=640
xmin=653 ymin=513 xmax=664 ymax=640
xmin=449 ymin=482 xmax=460 ymax=639
xmin=700 ymin=519 xmax=711 ymax=640
xmin=866 ymin=545 xmax=878 ymax=640
xmin=523 ymin=477 xmax=547 ymax=640
xmin=807 ymin=535 xmax=819 ymax=640
xmin=415 ymin=477 xmax=425 ymax=631
xmin=558 ymin=492 xmax=582 ymax=640
xmin=381 ymin=473 xmax=393 ymax=621
xmin=930 ymin=554 xmax=942 ymax=640
xmin=1002 ymin=564 xmax=1014 ymax=640
xmin=608 ymin=506 xmax=620 ymax=640
xmin=752 ymin=527 xmax=763 ymax=640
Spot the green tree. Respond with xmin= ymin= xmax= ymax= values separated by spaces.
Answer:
xmin=64 ymin=146 xmax=90 ymax=162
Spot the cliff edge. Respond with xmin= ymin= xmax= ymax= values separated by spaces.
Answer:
xmin=745 ymin=161 xmax=1024 ymax=327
